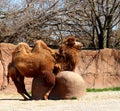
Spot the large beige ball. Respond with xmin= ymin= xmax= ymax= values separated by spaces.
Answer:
xmin=32 ymin=71 xmax=86 ymax=100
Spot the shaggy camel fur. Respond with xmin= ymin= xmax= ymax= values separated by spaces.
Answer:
xmin=54 ymin=36 xmax=83 ymax=73
xmin=8 ymin=40 xmax=56 ymax=100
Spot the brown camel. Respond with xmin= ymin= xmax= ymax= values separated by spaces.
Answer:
xmin=8 ymin=40 xmax=56 ymax=100
xmin=54 ymin=36 xmax=83 ymax=73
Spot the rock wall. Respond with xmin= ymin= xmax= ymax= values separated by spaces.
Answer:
xmin=0 ymin=43 xmax=16 ymax=88
xmin=0 ymin=61 xmax=3 ymax=86
xmin=78 ymin=48 xmax=120 ymax=88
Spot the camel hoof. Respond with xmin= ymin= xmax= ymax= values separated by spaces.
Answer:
xmin=23 ymin=97 xmax=30 ymax=101
xmin=44 ymin=93 xmax=49 ymax=100
xmin=44 ymin=96 xmax=48 ymax=100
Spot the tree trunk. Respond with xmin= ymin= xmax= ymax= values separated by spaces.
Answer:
xmin=98 ymin=30 xmax=109 ymax=49
xmin=103 ymin=30 xmax=108 ymax=48
xmin=98 ymin=34 xmax=104 ymax=49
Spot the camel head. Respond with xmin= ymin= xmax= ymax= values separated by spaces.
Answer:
xmin=62 ymin=36 xmax=83 ymax=49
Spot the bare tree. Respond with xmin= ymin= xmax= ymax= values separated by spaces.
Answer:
xmin=0 ymin=0 xmax=120 ymax=49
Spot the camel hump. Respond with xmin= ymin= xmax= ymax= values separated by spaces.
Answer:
xmin=13 ymin=42 xmax=31 ymax=54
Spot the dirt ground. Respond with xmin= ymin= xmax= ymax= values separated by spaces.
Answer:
xmin=0 ymin=75 xmax=120 ymax=111
xmin=0 ymin=91 xmax=120 ymax=111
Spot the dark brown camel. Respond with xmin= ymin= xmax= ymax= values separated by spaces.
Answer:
xmin=54 ymin=36 xmax=83 ymax=73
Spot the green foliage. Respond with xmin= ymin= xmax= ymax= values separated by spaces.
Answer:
xmin=87 ymin=87 xmax=120 ymax=92
xmin=28 ymin=91 xmax=32 ymax=95
xmin=71 ymin=96 xmax=77 ymax=100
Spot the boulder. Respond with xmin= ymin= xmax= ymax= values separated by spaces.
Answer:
xmin=32 ymin=71 xmax=86 ymax=100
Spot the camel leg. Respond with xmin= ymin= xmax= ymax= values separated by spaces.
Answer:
xmin=20 ymin=91 xmax=32 ymax=100
xmin=8 ymin=64 xmax=31 ymax=100
xmin=44 ymin=86 xmax=54 ymax=100
xmin=20 ymin=93 xmax=29 ymax=100
xmin=11 ymin=73 xmax=31 ymax=100
xmin=15 ymin=75 xmax=31 ymax=100
xmin=24 ymin=90 xmax=32 ymax=100
xmin=42 ymin=72 xmax=56 ymax=100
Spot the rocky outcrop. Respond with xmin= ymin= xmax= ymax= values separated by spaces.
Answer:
xmin=78 ymin=48 xmax=120 ymax=88
xmin=32 ymin=71 xmax=86 ymax=100
xmin=0 ymin=43 xmax=16 ymax=89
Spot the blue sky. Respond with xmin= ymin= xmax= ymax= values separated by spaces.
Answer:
xmin=9 ymin=0 xmax=26 ymax=10
xmin=11 ymin=0 xmax=23 ymax=4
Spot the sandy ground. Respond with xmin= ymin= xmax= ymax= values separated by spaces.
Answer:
xmin=0 ymin=91 xmax=120 ymax=111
